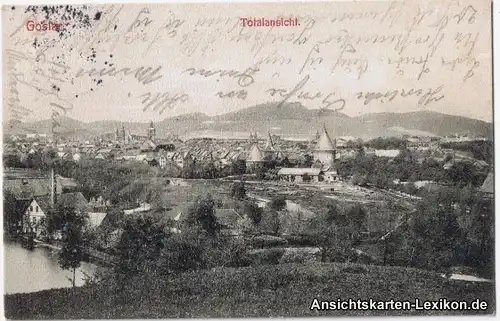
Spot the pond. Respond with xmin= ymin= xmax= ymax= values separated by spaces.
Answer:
xmin=4 ymin=241 xmax=97 ymax=294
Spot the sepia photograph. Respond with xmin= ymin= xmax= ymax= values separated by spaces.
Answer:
xmin=2 ymin=0 xmax=495 ymax=318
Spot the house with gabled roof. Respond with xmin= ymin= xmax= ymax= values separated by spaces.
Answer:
xmin=22 ymin=196 xmax=51 ymax=237
xmin=278 ymin=168 xmax=324 ymax=183
xmin=57 ymin=192 xmax=91 ymax=213
xmin=4 ymin=177 xmax=62 ymax=200
xmin=479 ymin=172 xmax=494 ymax=199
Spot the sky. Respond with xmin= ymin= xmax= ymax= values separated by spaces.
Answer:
xmin=2 ymin=0 xmax=493 ymax=124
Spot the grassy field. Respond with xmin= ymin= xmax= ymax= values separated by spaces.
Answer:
xmin=149 ymin=178 xmax=413 ymax=237
xmin=244 ymin=180 xmax=411 ymax=235
xmin=151 ymin=179 xmax=235 ymax=222
xmin=5 ymin=262 xmax=495 ymax=319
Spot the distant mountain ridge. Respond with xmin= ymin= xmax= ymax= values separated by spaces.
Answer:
xmin=6 ymin=103 xmax=493 ymax=140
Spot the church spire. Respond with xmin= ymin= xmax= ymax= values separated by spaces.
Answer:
xmin=148 ymin=121 xmax=156 ymax=141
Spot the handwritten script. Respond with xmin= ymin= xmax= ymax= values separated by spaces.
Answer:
xmin=2 ymin=1 xmax=492 ymax=123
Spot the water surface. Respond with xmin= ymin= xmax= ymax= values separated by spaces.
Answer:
xmin=4 ymin=241 xmax=97 ymax=294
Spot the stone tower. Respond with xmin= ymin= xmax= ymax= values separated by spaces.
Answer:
xmin=313 ymin=125 xmax=336 ymax=167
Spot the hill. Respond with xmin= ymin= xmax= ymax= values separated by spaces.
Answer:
xmin=4 ymin=262 xmax=494 ymax=318
xmin=5 ymin=104 xmax=493 ymax=140
xmin=357 ymin=111 xmax=493 ymax=138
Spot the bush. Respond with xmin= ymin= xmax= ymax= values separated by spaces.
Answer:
xmin=282 ymin=235 xmax=316 ymax=247
xmin=340 ymin=264 xmax=368 ymax=274
xmin=158 ymin=228 xmax=251 ymax=274
xmin=242 ymin=200 xmax=263 ymax=226
xmin=231 ymin=182 xmax=246 ymax=200
xmin=159 ymin=229 xmax=207 ymax=274
xmin=248 ymin=248 xmax=286 ymax=265
xmin=249 ymin=235 xmax=288 ymax=248
xmin=269 ymin=196 xmax=287 ymax=211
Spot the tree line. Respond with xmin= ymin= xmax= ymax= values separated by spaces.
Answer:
xmin=337 ymin=147 xmax=489 ymax=192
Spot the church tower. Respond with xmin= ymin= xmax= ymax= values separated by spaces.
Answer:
xmin=313 ymin=124 xmax=336 ymax=167
xmin=148 ymin=121 xmax=156 ymax=142
xmin=264 ymin=132 xmax=277 ymax=159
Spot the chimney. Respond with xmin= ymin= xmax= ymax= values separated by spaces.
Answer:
xmin=50 ymin=167 xmax=55 ymax=207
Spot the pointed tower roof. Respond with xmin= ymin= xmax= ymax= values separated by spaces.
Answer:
xmin=315 ymin=125 xmax=335 ymax=151
xmin=247 ymin=143 xmax=264 ymax=162
xmin=264 ymin=132 xmax=275 ymax=151
xmin=149 ymin=121 xmax=154 ymax=128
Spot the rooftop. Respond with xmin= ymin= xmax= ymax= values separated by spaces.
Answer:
xmin=315 ymin=126 xmax=335 ymax=151
xmin=479 ymin=172 xmax=494 ymax=194
xmin=278 ymin=168 xmax=322 ymax=176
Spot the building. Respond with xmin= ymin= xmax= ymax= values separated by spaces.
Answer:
xmin=4 ymin=176 xmax=62 ymax=200
xmin=479 ymin=171 xmax=494 ymax=199
xmin=324 ymin=170 xmax=342 ymax=183
xmin=140 ymin=139 xmax=157 ymax=152
xmin=264 ymin=132 xmax=276 ymax=159
xmin=278 ymin=168 xmax=324 ymax=183
xmin=313 ymin=125 xmax=336 ymax=167
xmin=57 ymin=192 xmax=91 ymax=213
xmin=87 ymin=212 xmax=107 ymax=228
xmin=157 ymin=154 xmax=167 ymax=169
xmin=22 ymin=196 xmax=51 ymax=237
xmin=374 ymin=149 xmax=401 ymax=158
xmin=246 ymin=143 xmax=265 ymax=166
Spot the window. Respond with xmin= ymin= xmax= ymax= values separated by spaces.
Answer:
xmin=35 ymin=206 xmax=39 ymax=212
xmin=30 ymin=206 xmax=33 ymax=212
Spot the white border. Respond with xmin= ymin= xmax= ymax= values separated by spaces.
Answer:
xmin=0 ymin=1 xmax=498 ymax=321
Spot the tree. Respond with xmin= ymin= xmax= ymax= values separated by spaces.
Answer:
xmin=307 ymin=205 xmax=353 ymax=262
xmin=280 ymin=157 xmax=291 ymax=168
xmin=58 ymin=206 xmax=88 ymax=287
xmin=347 ymin=204 xmax=366 ymax=229
xmin=231 ymin=181 xmax=246 ymax=200
xmin=324 ymin=203 xmax=348 ymax=226
xmin=3 ymin=190 xmax=21 ymax=234
xmin=261 ymin=209 xmax=281 ymax=235
xmin=300 ymin=154 xmax=313 ymax=167
xmin=392 ymin=193 xmax=466 ymax=272
xmin=185 ymin=194 xmax=219 ymax=235
xmin=352 ymin=173 xmax=368 ymax=186
xmin=243 ymin=200 xmax=263 ymax=226
xmin=269 ymin=196 xmax=286 ymax=211
xmin=4 ymin=154 xmax=25 ymax=168
xmin=26 ymin=153 xmax=43 ymax=169
xmin=254 ymin=164 xmax=266 ymax=180
xmin=114 ymin=216 xmax=168 ymax=278
xmin=160 ymin=227 xmax=206 ymax=273
xmin=231 ymin=160 xmax=246 ymax=175
xmin=403 ymin=183 xmax=418 ymax=196
xmin=201 ymin=161 xmax=218 ymax=179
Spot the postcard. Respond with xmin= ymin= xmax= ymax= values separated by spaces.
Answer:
xmin=2 ymin=0 xmax=494 ymax=318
